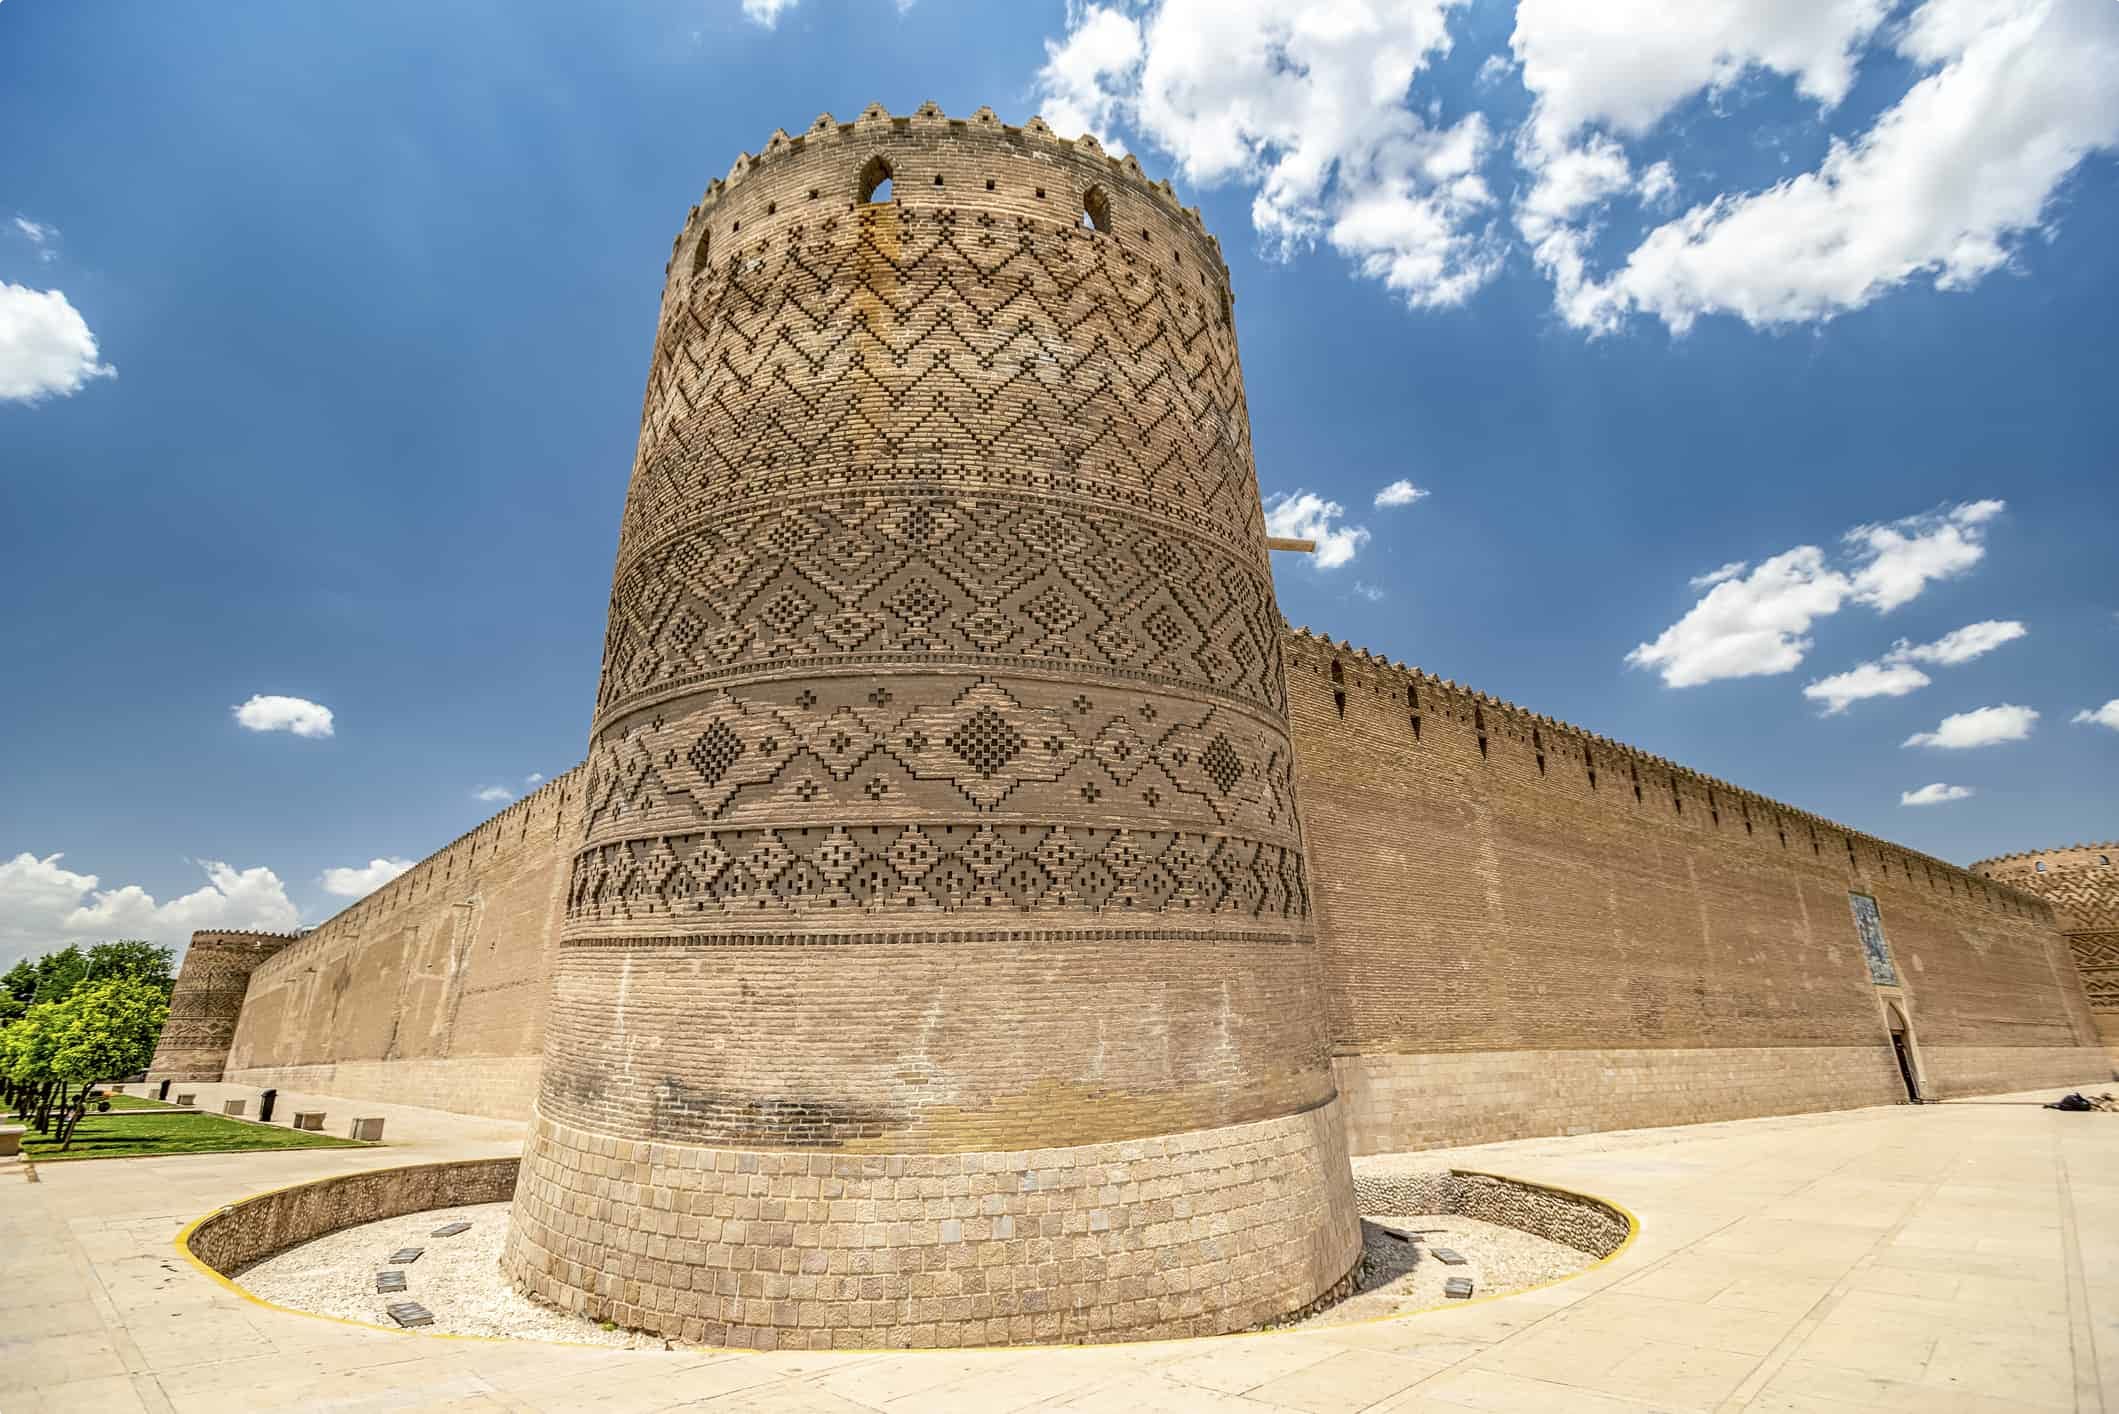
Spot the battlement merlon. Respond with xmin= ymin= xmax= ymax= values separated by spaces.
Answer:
xmin=661 ymin=102 xmax=1229 ymax=288
xmin=1281 ymin=623 xmax=2060 ymax=920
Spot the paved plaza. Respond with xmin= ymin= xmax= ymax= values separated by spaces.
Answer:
xmin=5 ymin=1085 xmax=2115 ymax=1413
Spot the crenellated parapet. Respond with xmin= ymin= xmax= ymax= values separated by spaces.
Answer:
xmin=1972 ymin=843 xmax=2119 ymax=1033
xmin=1279 ymin=624 xmax=2059 ymax=926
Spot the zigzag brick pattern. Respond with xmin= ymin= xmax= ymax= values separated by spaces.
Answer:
xmin=501 ymin=104 xmax=1361 ymax=1348
xmin=1975 ymin=844 xmax=2119 ymax=1050
xmin=146 ymin=931 xmax=299 ymax=1084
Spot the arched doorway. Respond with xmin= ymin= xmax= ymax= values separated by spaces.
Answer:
xmin=1884 ymin=1001 xmax=1921 ymax=1102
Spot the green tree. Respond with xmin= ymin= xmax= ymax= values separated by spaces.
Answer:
xmin=84 ymin=940 xmax=175 ymax=1000
xmin=31 ymin=945 xmax=88 ymax=1005
xmin=0 ymin=1000 xmax=65 ymax=1131
xmin=47 ymin=978 xmax=170 ymax=1148
xmin=2 ymin=959 xmax=35 ymax=1007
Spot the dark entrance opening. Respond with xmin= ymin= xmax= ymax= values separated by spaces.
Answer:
xmin=1888 ymin=1030 xmax=1920 ymax=1103
xmin=258 ymin=1088 xmax=278 ymax=1123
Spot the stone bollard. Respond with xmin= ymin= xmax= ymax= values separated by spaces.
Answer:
xmin=292 ymin=1112 xmax=325 ymax=1132
xmin=348 ymin=1116 xmax=385 ymax=1142
xmin=223 ymin=1099 xmax=247 ymax=1117
xmin=0 ymin=1125 xmax=24 ymax=1158
xmin=174 ymin=1093 xmax=195 ymax=1107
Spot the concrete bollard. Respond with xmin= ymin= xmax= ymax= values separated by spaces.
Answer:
xmin=348 ymin=1116 xmax=385 ymax=1142
xmin=174 ymin=1093 xmax=195 ymax=1107
xmin=223 ymin=1100 xmax=247 ymax=1117
xmin=292 ymin=1112 xmax=325 ymax=1132
xmin=0 ymin=1126 xmax=24 ymax=1158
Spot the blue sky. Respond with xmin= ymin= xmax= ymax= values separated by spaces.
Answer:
xmin=2 ymin=0 xmax=2115 ymax=964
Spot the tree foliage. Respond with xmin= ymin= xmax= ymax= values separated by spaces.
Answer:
xmin=1 ymin=941 xmax=177 ymax=1146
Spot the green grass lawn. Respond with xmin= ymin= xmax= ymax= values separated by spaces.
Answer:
xmin=19 ymin=1109 xmax=372 ymax=1162
xmin=99 ymin=1091 xmax=180 ymax=1111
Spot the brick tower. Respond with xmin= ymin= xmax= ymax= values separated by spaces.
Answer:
xmin=1973 ymin=844 xmax=2119 ymax=1059
xmin=502 ymin=103 xmax=1361 ymax=1348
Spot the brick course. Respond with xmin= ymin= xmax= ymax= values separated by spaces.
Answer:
xmin=1973 ymin=843 xmax=2119 ymax=1054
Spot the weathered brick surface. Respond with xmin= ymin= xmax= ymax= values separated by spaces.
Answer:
xmin=220 ymin=770 xmax=585 ymax=1119
xmin=505 ymin=104 xmax=1359 ymax=1344
xmin=503 ymin=1102 xmax=1359 ymax=1348
xmin=1974 ymin=844 xmax=2119 ymax=1053
xmin=147 ymin=931 xmax=299 ymax=1083
xmin=1286 ymin=632 xmax=2109 ymax=1152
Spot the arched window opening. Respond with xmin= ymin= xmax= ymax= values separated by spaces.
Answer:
xmin=2036 ymin=860 xmax=2046 ymax=871
xmin=689 ymin=231 xmax=712 ymax=276
xmin=1081 ymin=186 xmax=1112 ymax=233
xmin=858 ymin=155 xmax=895 ymax=205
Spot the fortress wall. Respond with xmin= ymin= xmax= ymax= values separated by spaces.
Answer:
xmin=1975 ymin=844 xmax=2119 ymax=1057
xmin=221 ymin=766 xmax=587 ymax=1118
xmin=1284 ymin=632 xmax=2108 ymax=1154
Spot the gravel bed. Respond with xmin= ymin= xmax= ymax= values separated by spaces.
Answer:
xmin=240 ymin=1201 xmax=654 ymax=1347
xmin=1292 ymin=1213 xmax=1593 ymax=1327
xmin=241 ymin=1201 xmax=1591 ymax=1344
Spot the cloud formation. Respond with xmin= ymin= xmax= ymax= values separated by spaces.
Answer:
xmin=0 ymin=282 xmax=114 ymax=403
xmin=11 ymin=216 xmax=60 ymax=262
xmin=232 ymin=694 xmax=335 ymax=738
xmin=1031 ymin=0 xmax=2119 ymax=336
xmin=1903 ymin=703 xmax=2037 ymax=749
xmin=474 ymin=785 xmax=515 ymax=803
xmin=1036 ymin=0 xmax=1504 ymax=310
xmin=319 ymin=857 xmax=415 ymax=899
xmin=1374 ymin=479 xmax=1429 ymax=508
xmin=2074 ymin=700 xmax=2119 ymax=731
xmin=1901 ymin=782 xmax=1973 ymax=806
xmin=1264 ymin=490 xmax=1369 ymax=569
xmin=1803 ymin=617 xmax=2027 ymax=713
xmin=1629 ymin=501 xmax=2004 ymax=688
xmin=0 ymin=853 xmax=300 ymax=964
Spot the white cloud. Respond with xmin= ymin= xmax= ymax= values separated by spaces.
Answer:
xmin=11 ymin=216 xmax=59 ymax=262
xmin=1892 ymin=617 xmax=2027 ymax=666
xmin=0 ymin=282 xmax=114 ymax=403
xmin=1803 ymin=617 xmax=2026 ymax=713
xmin=1804 ymin=660 xmax=1932 ymax=715
xmin=1374 ymin=479 xmax=1428 ymax=508
xmin=474 ymin=785 xmax=514 ymax=803
xmin=0 ymin=853 xmax=300 ymax=963
xmin=1543 ymin=0 xmax=2119 ymax=333
xmin=1035 ymin=0 xmax=1504 ymax=310
xmin=319 ymin=857 xmax=414 ymax=899
xmin=1351 ymin=581 xmax=1386 ymax=602
xmin=1690 ymin=560 xmax=1749 ymax=589
xmin=1630 ymin=500 xmax=2005 ymax=687
xmin=740 ymin=0 xmax=797 ymax=26
xmin=1901 ymin=782 xmax=1973 ymax=806
xmin=1844 ymin=500 xmax=2003 ymax=611
xmin=1265 ymin=490 xmax=1369 ymax=569
xmin=232 ymin=694 xmax=335 ymax=738
xmin=525 ymin=772 xmax=545 ymax=786
xmin=2074 ymin=700 xmax=2119 ymax=731
xmin=1628 ymin=546 xmax=1849 ymax=687
xmin=1903 ymin=703 xmax=2038 ymax=749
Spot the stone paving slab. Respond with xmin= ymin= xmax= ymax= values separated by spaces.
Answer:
xmin=5 ymin=1088 xmax=2116 ymax=1411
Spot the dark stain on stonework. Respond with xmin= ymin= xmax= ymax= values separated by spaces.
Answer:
xmin=650 ymin=1075 xmax=903 ymax=1147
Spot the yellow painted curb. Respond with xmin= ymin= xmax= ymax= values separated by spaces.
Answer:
xmin=173 ymin=1159 xmax=1641 ymax=1357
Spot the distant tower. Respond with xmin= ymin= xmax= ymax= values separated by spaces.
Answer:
xmin=502 ymin=104 xmax=1361 ymax=1347
xmin=1973 ymin=844 xmax=2119 ymax=1059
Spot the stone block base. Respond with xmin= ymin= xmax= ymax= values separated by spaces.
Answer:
xmin=1916 ymin=1045 xmax=2113 ymax=1098
xmin=503 ymin=1101 xmax=1361 ymax=1349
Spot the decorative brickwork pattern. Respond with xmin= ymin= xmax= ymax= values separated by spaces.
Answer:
xmin=147 ymin=931 xmax=299 ymax=1083
xmin=504 ymin=105 xmax=1358 ymax=1345
xmin=1973 ymin=844 xmax=2119 ymax=1049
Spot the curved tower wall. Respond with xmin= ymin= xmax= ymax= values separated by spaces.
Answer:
xmin=146 ymin=930 xmax=298 ymax=1084
xmin=1975 ymin=844 xmax=2119 ymax=1058
xmin=501 ymin=103 xmax=1361 ymax=1349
